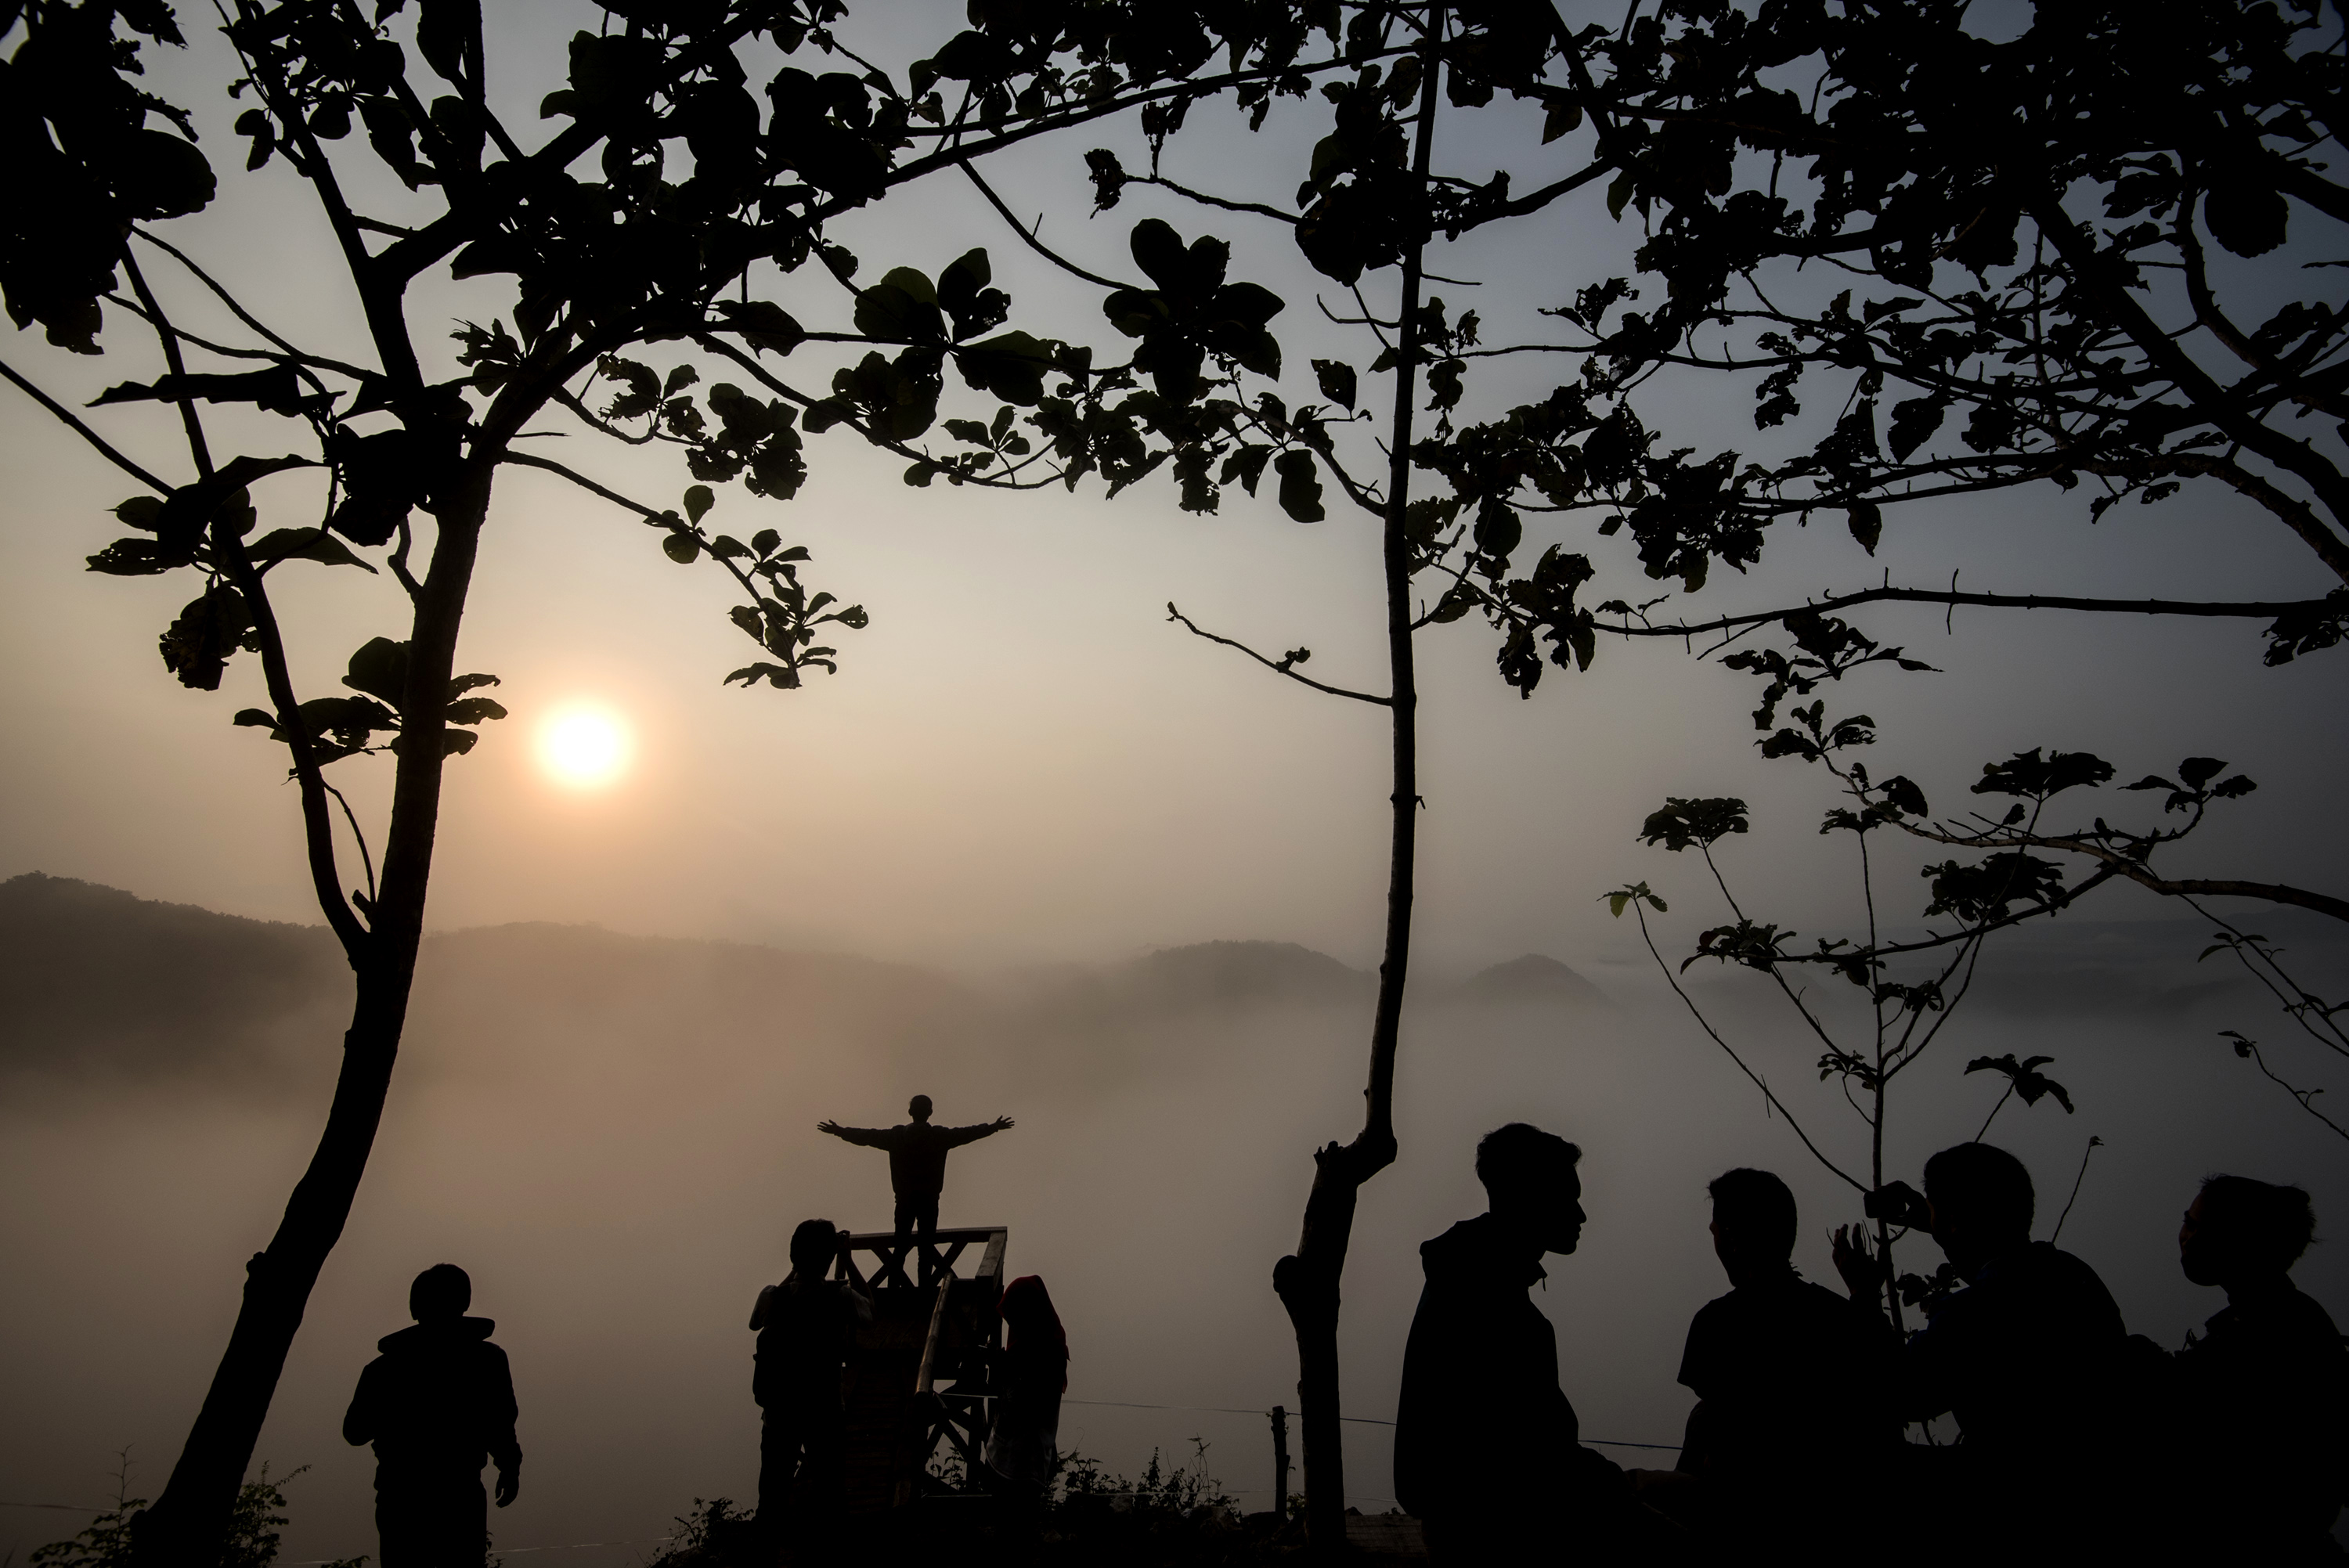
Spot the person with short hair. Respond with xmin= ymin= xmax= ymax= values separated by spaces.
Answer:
xmin=343 ymin=1264 xmax=521 ymax=1568
xmin=750 ymin=1219 xmax=871 ymax=1546
xmin=1676 ymin=1169 xmax=1896 ymax=1539
xmin=817 ymin=1097 xmax=1013 ymax=1274
xmin=1395 ymin=1123 xmax=1662 ymax=1560
xmin=1834 ymin=1141 xmax=2127 ymax=1552
xmin=2174 ymin=1174 xmax=2347 ymax=1558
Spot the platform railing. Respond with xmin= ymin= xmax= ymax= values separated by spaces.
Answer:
xmin=830 ymin=1224 xmax=1007 ymax=1293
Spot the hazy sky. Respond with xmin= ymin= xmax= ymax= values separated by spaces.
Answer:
xmin=3 ymin=0 xmax=2347 ymax=1557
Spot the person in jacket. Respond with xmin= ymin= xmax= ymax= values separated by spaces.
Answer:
xmin=983 ymin=1275 xmax=1068 ymax=1498
xmin=2174 ymin=1173 xmax=2347 ymax=1559
xmin=751 ymin=1218 xmax=871 ymax=1545
xmin=343 ymin=1263 xmax=521 ymax=1568
xmin=1834 ymin=1141 xmax=2128 ymax=1554
xmin=1395 ymin=1123 xmax=1651 ymax=1561
xmin=1676 ymin=1168 xmax=1896 ymax=1539
xmin=817 ymin=1096 xmax=1013 ymax=1275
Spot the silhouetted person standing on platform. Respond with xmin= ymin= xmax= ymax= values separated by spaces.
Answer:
xmin=343 ymin=1264 xmax=521 ymax=1568
xmin=2174 ymin=1174 xmax=2348 ymax=1559
xmin=751 ymin=1219 xmax=871 ymax=1549
xmin=1395 ymin=1123 xmax=1660 ymax=1562
xmin=1677 ymin=1168 xmax=1896 ymax=1540
xmin=1834 ymin=1141 xmax=2127 ymax=1555
xmin=817 ymin=1096 xmax=1012 ymax=1269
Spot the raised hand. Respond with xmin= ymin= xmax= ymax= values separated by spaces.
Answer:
xmin=1831 ymin=1224 xmax=1888 ymax=1302
xmin=817 ymin=1119 xmax=844 ymax=1137
xmin=990 ymin=1116 xmax=1016 ymax=1131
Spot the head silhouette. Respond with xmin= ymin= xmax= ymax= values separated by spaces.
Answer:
xmin=789 ymin=1218 xmax=839 ymax=1279
xmin=1476 ymin=1123 xmax=1586 ymax=1255
xmin=1922 ymin=1142 xmax=2034 ymax=1275
xmin=1709 ymin=1167 xmax=1796 ymax=1283
xmin=2181 ymin=1174 xmax=2315 ymax=1289
xmin=908 ymin=1094 xmax=933 ymax=1123
xmin=410 ymin=1263 xmax=471 ymax=1322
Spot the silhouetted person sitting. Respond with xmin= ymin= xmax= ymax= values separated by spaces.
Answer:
xmin=750 ymin=1218 xmax=871 ymax=1548
xmin=2173 ymin=1174 xmax=2348 ymax=1559
xmin=1834 ymin=1141 xmax=2126 ymax=1554
xmin=1396 ymin=1123 xmax=1658 ymax=1562
xmin=817 ymin=1095 xmax=1012 ymax=1277
xmin=1676 ymin=1168 xmax=1896 ymax=1538
xmin=342 ymin=1264 xmax=521 ymax=1568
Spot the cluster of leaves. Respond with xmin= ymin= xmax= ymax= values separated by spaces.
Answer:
xmin=233 ymin=636 xmax=503 ymax=762
xmin=0 ymin=0 xmax=214 ymax=352
xmin=1563 ymin=0 xmax=2349 ymax=634
xmin=655 ymin=485 xmax=867 ymax=690
xmin=1965 ymin=1053 xmax=2077 ymax=1116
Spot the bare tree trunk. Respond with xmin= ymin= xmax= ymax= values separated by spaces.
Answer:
xmin=1272 ymin=14 xmax=1442 ymax=1556
xmin=132 ymin=481 xmax=489 ymax=1564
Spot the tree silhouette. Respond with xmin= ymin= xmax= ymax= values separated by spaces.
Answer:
xmin=1526 ymin=0 xmax=2349 ymax=1173
xmin=0 ymin=1 xmax=1350 ymax=1558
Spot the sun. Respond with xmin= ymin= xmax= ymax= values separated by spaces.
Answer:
xmin=539 ymin=708 xmax=630 ymax=788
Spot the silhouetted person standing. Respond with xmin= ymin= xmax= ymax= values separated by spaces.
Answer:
xmin=1676 ymin=1168 xmax=1896 ymax=1539
xmin=1395 ymin=1123 xmax=1649 ymax=1562
xmin=751 ymin=1218 xmax=871 ymax=1548
xmin=983 ymin=1275 xmax=1068 ymax=1498
xmin=1835 ymin=1141 xmax=2126 ymax=1554
xmin=2174 ymin=1174 xmax=2348 ymax=1559
xmin=817 ymin=1096 xmax=1012 ymax=1271
xmin=343 ymin=1264 xmax=521 ymax=1568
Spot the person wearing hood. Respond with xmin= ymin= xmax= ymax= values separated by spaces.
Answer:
xmin=1395 ymin=1123 xmax=1652 ymax=1559
xmin=342 ymin=1263 xmax=521 ymax=1568
xmin=983 ymin=1275 xmax=1068 ymax=1498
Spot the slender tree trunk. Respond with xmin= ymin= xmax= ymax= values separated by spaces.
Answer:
xmin=1272 ymin=14 xmax=1442 ymax=1556
xmin=132 ymin=479 xmax=491 ymax=1565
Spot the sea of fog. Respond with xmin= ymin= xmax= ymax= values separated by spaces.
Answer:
xmin=3 ymin=879 xmax=2344 ymax=1563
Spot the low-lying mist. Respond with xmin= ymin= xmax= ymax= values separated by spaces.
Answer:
xmin=4 ymin=874 xmax=2344 ymax=1563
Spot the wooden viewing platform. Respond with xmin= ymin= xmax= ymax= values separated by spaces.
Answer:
xmin=824 ymin=1225 xmax=1008 ymax=1516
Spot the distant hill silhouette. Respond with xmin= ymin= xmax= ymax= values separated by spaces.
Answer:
xmin=0 ymin=874 xmax=1680 ymax=1093
xmin=1452 ymin=953 xmax=1611 ymax=1008
xmin=1120 ymin=940 xmax=1369 ymax=1008
xmin=0 ymin=872 xmax=345 ymax=1080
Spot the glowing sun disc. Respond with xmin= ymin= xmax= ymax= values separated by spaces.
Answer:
xmin=540 ymin=708 xmax=629 ymax=787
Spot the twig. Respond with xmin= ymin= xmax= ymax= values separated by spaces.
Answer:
xmin=959 ymin=160 xmax=1137 ymax=291
xmin=1164 ymin=604 xmax=1391 ymax=706
xmin=0 ymin=357 xmax=171 ymax=492
xmin=319 ymin=780 xmax=378 ymax=908
xmin=2050 ymin=1137 xmax=2103 ymax=1241
xmin=1628 ymin=899 xmax=1864 ymax=1191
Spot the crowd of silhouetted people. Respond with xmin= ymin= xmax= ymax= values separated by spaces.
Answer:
xmin=334 ymin=1097 xmax=2344 ymax=1565
xmin=1395 ymin=1125 xmax=2349 ymax=1563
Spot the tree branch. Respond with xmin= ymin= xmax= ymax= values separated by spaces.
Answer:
xmin=1164 ymin=604 xmax=1391 ymax=705
xmin=0 ymin=356 xmax=170 ymax=492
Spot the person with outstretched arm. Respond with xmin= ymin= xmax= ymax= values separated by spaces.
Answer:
xmin=817 ymin=1095 xmax=1012 ymax=1269
xmin=344 ymin=1264 xmax=521 ymax=1568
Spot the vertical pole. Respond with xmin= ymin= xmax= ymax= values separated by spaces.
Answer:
xmin=1271 ymin=1404 xmax=1291 ymax=1521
